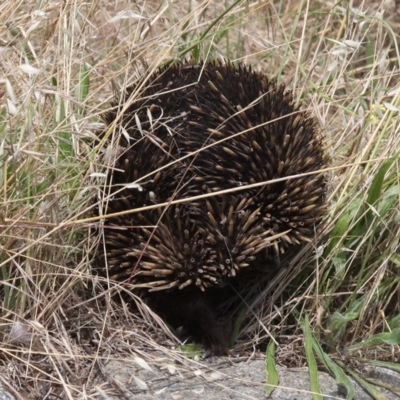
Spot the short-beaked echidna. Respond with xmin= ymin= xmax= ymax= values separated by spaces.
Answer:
xmin=95 ymin=60 xmax=327 ymax=354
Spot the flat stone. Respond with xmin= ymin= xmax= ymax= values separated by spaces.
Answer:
xmin=92 ymin=359 xmax=400 ymax=399
xmin=0 ymin=382 xmax=14 ymax=400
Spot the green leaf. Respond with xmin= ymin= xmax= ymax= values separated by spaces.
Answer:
xmin=57 ymin=131 xmax=74 ymax=160
xmin=366 ymin=151 xmax=399 ymax=206
xmin=328 ymin=213 xmax=351 ymax=249
xmin=376 ymin=185 xmax=399 ymax=217
xmin=348 ymin=328 xmax=400 ymax=351
xmin=390 ymin=254 xmax=400 ymax=267
xmin=337 ymin=360 xmax=389 ymax=400
xmin=265 ymin=338 xmax=279 ymax=397
xmin=388 ymin=314 xmax=400 ymax=331
xmin=367 ymin=360 xmax=400 ymax=374
xmin=303 ymin=315 xmax=323 ymax=400
xmin=191 ymin=44 xmax=200 ymax=63
xmin=312 ymin=337 xmax=355 ymax=400
xmin=75 ymin=63 xmax=90 ymax=115
xmin=177 ymin=343 xmax=202 ymax=359
xmin=328 ymin=306 xmax=361 ymax=344
xmin=365 ymin=32 xmax=375 ymax=67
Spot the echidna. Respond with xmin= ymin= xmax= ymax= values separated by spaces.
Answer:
xmin=95 ymin=60 xmax=327 ymax=354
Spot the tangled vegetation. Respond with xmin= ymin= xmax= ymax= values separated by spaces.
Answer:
xmin=0 ymin=0 xmax=399 ymax=398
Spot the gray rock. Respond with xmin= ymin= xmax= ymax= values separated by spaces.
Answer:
xmin=92 ymin=359 xmax=400 ymax=399
xmin=0 ymin=381 xmax=14 ymax=400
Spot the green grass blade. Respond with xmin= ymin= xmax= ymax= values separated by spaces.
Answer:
xmin=366 ymin=151 xmax=400 ymax=206
xmin=352 ymin=361 xmax=400 ymax=396
xmin=75 ymin=63 xmax=90 ymax=115
xmin=178 ymin=0 xmax=242 ymax=59
xmin=265 ymin=337 xmax=279 ymax=397
xmin=311 ymin=337 xmax=355 ymax=400
xmin=303 ymin=314 xmax=323 ymax=400
xmin=336 ymin=360 xmax=390 ymax=400
xmin=366 ymin=360 xmax=400 ymax=374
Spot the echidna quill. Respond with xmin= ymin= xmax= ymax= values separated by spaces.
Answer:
xmin=95 ymin=60 xmax=327 ymax=354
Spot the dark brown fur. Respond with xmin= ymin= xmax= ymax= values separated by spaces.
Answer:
xmin=147 ymin=289 xmax=232 ymax=355
xmin=95 ymin=60 xmax=328 ymax=354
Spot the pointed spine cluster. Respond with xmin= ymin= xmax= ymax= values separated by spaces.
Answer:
xmin=97 ymin=60 xmax=328 ymax=292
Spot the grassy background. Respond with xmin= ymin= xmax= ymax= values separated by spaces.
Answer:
xmin=1 ymin=0 xmax=400 ymax=398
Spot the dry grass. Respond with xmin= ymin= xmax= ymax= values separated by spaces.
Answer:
xmin=1 ymin=0 xmax=400 ymax=398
